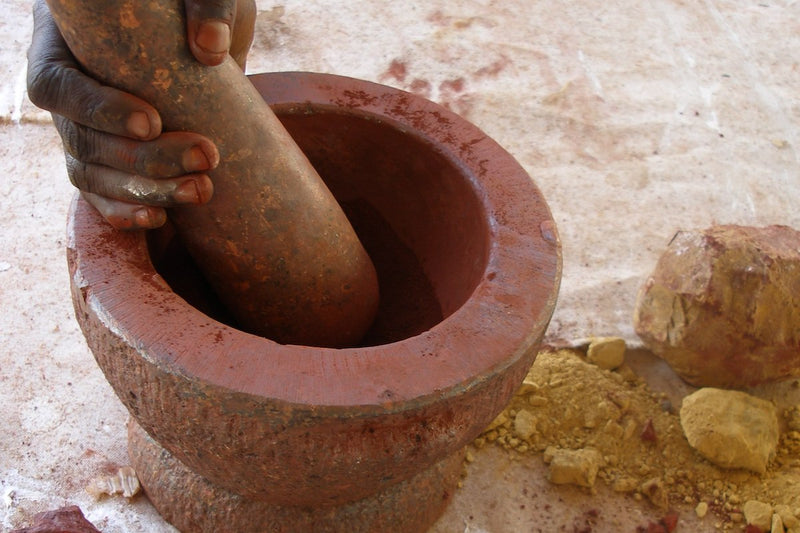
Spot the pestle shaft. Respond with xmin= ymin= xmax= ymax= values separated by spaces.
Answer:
xmin=45 ymin=0 xmax=379 ymax=347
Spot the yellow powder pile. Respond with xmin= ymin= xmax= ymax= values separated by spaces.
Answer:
xmin=473 ymin=348 xmax=800 ymax=530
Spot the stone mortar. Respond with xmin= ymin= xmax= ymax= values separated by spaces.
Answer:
xmin=67 ymin=72 xmax=562 ymax=531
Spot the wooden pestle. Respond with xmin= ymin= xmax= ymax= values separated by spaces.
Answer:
xmin=46 ymin=0 xmax=379 ymax=347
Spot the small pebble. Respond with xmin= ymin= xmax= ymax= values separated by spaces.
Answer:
xmin=587 ymin=337 xmax=626 ymax=370
xmin=680 ymin=388 xmax=779 ymax=473
xmin=743 ymin=500 xmax=774 ymax=532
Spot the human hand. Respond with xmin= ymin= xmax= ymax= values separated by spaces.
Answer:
xmin=26 ymin=0 xmax=256 ymax=230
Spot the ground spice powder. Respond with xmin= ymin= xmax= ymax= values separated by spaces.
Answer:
xmin=474 ymin=348 xmax=800 ymax=531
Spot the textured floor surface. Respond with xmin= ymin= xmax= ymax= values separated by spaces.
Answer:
xmin=2 ymin=1 xmax=799 ymax=531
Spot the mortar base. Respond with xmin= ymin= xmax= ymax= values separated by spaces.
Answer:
xmin=127 ymin=420 xmax=463 ymax=533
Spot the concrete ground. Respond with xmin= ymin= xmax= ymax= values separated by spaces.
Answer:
xmin=2 ymin=1 xmax=799 ymax=531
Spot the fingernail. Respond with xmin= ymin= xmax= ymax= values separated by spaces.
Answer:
xmin=182 ymin=145 xmax=211 ymax=172
xmin=127 ymin=111 xmax=151 ymax=139
xmin=196 ymin=21 xmax=231 ymax=55
xmin=135 ymin=207 xmax=153 ymax=227
xmin=174 ymin=180 xmax=201 ymax=203
xmin=196 ymin=175 xmax=214 ymax=203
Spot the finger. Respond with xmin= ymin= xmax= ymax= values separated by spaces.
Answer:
xmin=66 ymin=153 xmax=214 ymax=208
xmin=230 ymin=0 xmax=256 ymax=69
xmin=27 ymin=0 xmax=161 ymax=140
xmin=82 ymin=192 xmax=168 ymax=231
xmin=53 ymin=114 xmax=219 ymax=178
xmin=184 ymin=0 xmax=236 ymax=66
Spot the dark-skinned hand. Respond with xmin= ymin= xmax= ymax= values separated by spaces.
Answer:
xmin=27 ymin=0 xmax=256 ymax=230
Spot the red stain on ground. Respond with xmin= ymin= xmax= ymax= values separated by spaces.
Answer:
xmin=381 ymin=59 xmax=408 ymax=83
xmin=427 ymin=9 xmax=446 ymax=26
xmin=439 ymin=77 xmax=465 ymax=93
xmin=438 ymin=78 xmax=471 ymax=113
xmin=475 ymin=55 xmax=511 ymax=78
xmin=409 ymin=78 xmax=432 ymax=98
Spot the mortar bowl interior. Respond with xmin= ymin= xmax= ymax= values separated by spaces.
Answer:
xmin=149 ymin=75 xmax=490 ymax=347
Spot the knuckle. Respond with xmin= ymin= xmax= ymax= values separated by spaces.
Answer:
xmin=27 ymin=63 xmax=122 ymax=135
xmin=59 ymin=119 xmax=94 ymax=163
xmin=188 ymin=0 xmax=235 ymax=20
xmin=133 ymin=134 xmax=191 ymax=178
xmin=133 ymin=143 xmax=168 ymax=177
xmin=82 ymin=88 xmax=121 ymax=133
xmin=121 ymin=176 xmax=169 ymax=205
xmin=26 ymin=63 xmax=64 ymax=110
xmin=64 ymin=154 xmax=88 ymax=190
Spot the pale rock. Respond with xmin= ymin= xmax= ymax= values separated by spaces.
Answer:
xmin=85 ymin=466 xmax=140 ymax=499
xmin=586 ymin=337 xmax=626 ymax=370
xmin=543 ymin=446 xmax=603 ymax=488
xmin=639 ymin=477 xmax=669 ymax=509
xmin=679 ymin=388 xmax=779 ymax=474
xmin=743 ymin=500 xmax=774 ymax=532
xmin=612 ymin=476 xmax=639 ymax=493
xmin=517 ymin=380 xmax=539 ymax=395
xmin=775 ymin=505 xmax=799 ymax=528
xmin=528 ymin=395 xmax=548 ymax=407
xmin=634 ymin=225 xmax=800 ymax=388
xmin=772 ymin=513 xmax=784 ymax=533
xmin=695 ymin=501 xmax=709 ymax=518
xmin=486 ymin=411 xmax=508 ymax=431
xmin=513 ymin=409 xmax=537 ymax=440
xmin=787 ymin=405 xmax=800 ymax=431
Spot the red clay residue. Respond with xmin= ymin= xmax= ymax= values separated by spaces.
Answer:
xmin=334 ymin=89 xmax=380 ymax=109
xmin=439 ymin=77 xmax=465 ymax=94
xmin=438 ymin=78 xmax=474 ymax=115
xmin=409 ymin=78 xmax=432 ymax=98
xmin=640 ymin=419 xmax=657 ymax=443
xmin=382 ymin=59 xmax=408 ymax=83
xmin=475 ymin=55 xmax=511 ymax=78
xmin=426 ymin=9 xmax=447 ymax=26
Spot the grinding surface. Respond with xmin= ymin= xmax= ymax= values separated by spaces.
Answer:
xmin=3 ymin=1 xmax=800 ymax=531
